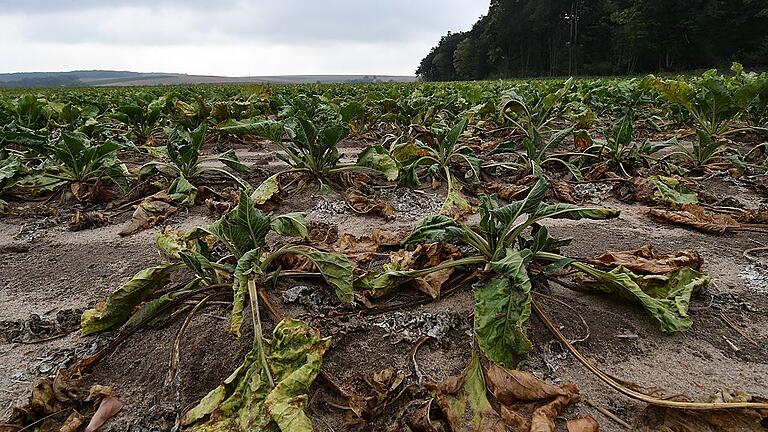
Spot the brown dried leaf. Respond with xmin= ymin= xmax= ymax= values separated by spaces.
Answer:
xmin=345 ymin=189 xmax=395 ymax=221
xmin=431 ymin=359 xmax=584 ymax=432
xmin=71 ymin=181 xmax=117 ymax=203
xmin=4 ymin=370 xmax=90 ymax=432
xmin=308 ymin=221 xmax=338 ymax=244
xmin=84 ymin=393 xmax=123 ymax=432
xmin=485 ymin=364 xmax=572 ymax=404
xmin=415 ymin=268 xmax=454 ymax=299
xmin=329 ymin=229 xmax=402 ymax=265
xmin=390 ymin=243 xmax=462 ymax=298
xmin=119 ymin=191 xmax=177 ymax=237
xmin=530 ymin=386 xmax=580 ymax=432
xmin=70 ymin=211 xmax=110 ymax=232
xmin=392 ymin=243 xmax=462 ymax=270
xmin=614 ymin=177 xmax=656 ymax=203
xmin=486 ymin=182 xmax=530 ymax=201
xmin=429 ymin=354 xmax=507 ymax=432
xmin=58 ymin=411 xmax=85 ymax=432
xmin=739 ymin=209 xmax=768 ymax=224
xmin=648 ymin=204 xmax=741 ymax=234
xmin=400 ymin=401 xmax=446 ymax=432
xmin=552 ymin=181 xmax=578 ymax=204
xmin=584 ymin=162 xmax=609 ymax=181
xmin=638 ymin=391 xmax=768 ymax=432
xmin=566 ymin=415 xmax=599 ymax=432
xmin=106 ymin=181 xmax=159 ymax=210
xmin=588 ymin=244 xmax=702 ymax=274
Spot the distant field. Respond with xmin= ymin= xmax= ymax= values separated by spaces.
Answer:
xmin=94 ymin=74 xmax=417 ymax=86
xmin=0 ymin=70 xmax=417 ymax=88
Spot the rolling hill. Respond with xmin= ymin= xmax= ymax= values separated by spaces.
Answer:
xmin=0 ymin=70 xmax=417 ymax=88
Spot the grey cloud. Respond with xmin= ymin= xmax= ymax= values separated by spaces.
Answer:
xmin=7 ymin=0 xmax=487 ymax=46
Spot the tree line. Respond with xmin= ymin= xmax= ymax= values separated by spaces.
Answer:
xmin=417 ymin=0 xmax=768 ymax=81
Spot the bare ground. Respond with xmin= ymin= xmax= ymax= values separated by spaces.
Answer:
xmin=1 ymin=142 xmax=767 ymax=432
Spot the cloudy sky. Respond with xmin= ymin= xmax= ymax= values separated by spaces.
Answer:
xmin=0 ymin=1 xmax=489 ymax=76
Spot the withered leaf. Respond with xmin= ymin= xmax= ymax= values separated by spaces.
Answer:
xmin=588 ymin=244 xmax=702 ymax=274
xmin=119 ymin=191 xmax=178 ymax=236
xmin=552 ymin=181 xmax=578 ymax=204
xmin=392 ymin=243 xmax=462 ymax=298
xmin=70 ymin=211 xmax=110 ymax=232
xmin=84 ymin=386 xmax=123 ymax=432
xmin=485 ymin=364 xmax=572 ymax=404
xmin=345 ymin=189 xmax=395 ymax=221
xmin=648 ymin=205 xmax=740 ymax=234
xmin=566 ymin=415 xmax=599 ymax=432
xmin=59 ymin=411 xmax=86 ymax=432
xmin=431 ymin=358 xmax=585 ymax=432
xmin=637 ymin=389 xmax=768 ymax=432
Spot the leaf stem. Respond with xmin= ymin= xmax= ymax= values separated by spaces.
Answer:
xmin=247 ymin=278 xmax=274 ymax=387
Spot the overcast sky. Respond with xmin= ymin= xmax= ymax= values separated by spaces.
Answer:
xmin=0 ymin=1 xmax=488 ymax=76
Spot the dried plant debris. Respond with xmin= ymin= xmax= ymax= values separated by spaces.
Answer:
xmin=308 ymin=221 xmax=339 ymax=244
xmin=348 ymin=367 xmax=409 ymax=419
xmin=486 ymin=182 xmax=531 ymax=202
xmin=648 ymin=204 xmax=741 ymax=234
xmin=551 ymin=180 xmax=578 ymax=204
xmin=427 ymin=353 xmax=589 ymax=432
xmin=636 ymin=389 xmax=768 ymax=431
xmin=0 ymin=309 xmax=81 ymax=343
xmin=330 ymin=229 xmax=405 ymax=267
xmin=119 ymin=191 xmax=178 ymax=236
xmin=588 ymin=244 xmax=703 ymax=274
xmin=614 ymin=176 xmax=698 ymax=206
xmin=2 ymin=370 xmax=123 ymax=432
xmin=69 ymin=211 xmax=110 ymax=231
xmin=738 ymin=207 xmax=768 ymax=224
xmin=358 ymin=242 xmax=464 ymax=299
xmin=345 ymin=188 xmax=396 ymax=221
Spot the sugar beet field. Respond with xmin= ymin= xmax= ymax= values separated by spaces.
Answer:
xmin=1 ymin=68 xmax=768 ymax=431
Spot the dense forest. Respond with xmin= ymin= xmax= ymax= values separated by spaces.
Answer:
xmin=417 ymin=0 xmax=768 ymax=80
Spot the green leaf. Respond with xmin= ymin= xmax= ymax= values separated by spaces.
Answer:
xmin=251 ymin=173 xmax=281 ymax=205
xmin=402 ymin=214 xmax=466 ymax=245
xmin=650 ymin=176 xmax=698 ymax=207
xmin=270 ymin=212 xmax=308 ymax=239
xmin=530 ymin=203 xmax=621 ymax=221
xmin=231 ymin=250 xmax=263 ymax=337
xmin=168 ymin=175 xmax=198 ymax=207
xmin=475 ymin=249 xmax=534 ymax=366
xmin=219 ymin=119 xmax=284 ymax=143
xmin=124 ymin=281 xmax=198 ymax=329
xmin=81 ymin=263 xmax=178 ymax=336
xmin=179 ymin=251 xmax=220 ymax=284
xmin=208 ymin=191 xmax=272 ymax=257
xmin=580 ymin=265 xmax=710 ymax=332
xmin=612 ymin=114 xmax=633 ymax=147
xmin=391 ymin=141 xmax=432 ymax=164
xmin=218 ymin=149 xmax=250 ymax=174
xmin=354 ymin=263 xmax=413 ymax=298
xmin=431 ymin=351 xmax=502 ymax=432
xmin=443 ymin=118 xmax=468 ymax=149
xmin=357 ymin=145 xmax=399 ymax=181
xmin=182 ymin=318 xmax=330 ymax=432
xmin=491 ymin=172 xmax=550 ymax=225
xmin=301 ymin=251 xmax=354 ymax=304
